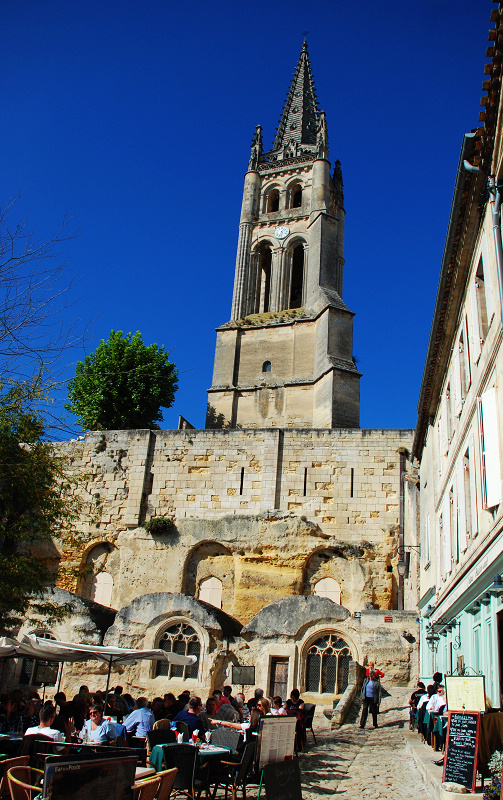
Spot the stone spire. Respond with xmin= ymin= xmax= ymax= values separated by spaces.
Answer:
xmin=270 ymin=40 xmax=321 ymax=156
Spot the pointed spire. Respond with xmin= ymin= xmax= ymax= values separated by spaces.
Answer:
xmin=270 ymin=40 xmax=321 ymax=156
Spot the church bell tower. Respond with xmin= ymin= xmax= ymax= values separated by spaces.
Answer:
xmin=206 ymin=42 xmax=360 ymax=429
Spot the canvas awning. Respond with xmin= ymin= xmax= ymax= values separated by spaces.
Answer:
xmin=0 ymin=635 xmax=197 ymax=701
xmin=20 ymin=635 xmax=197 ymax=666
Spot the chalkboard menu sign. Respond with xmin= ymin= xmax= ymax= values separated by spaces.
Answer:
xmin=442 ymin=711 xmax=480 ymax=792
xmin=43 ymin=755 xmax=137 ymax=799
xmin=263 ymin=759 xmax=302 ymax=800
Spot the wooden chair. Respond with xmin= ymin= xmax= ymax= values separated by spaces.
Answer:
xmin=0 ymin=758 xmax=29 ymax=800
xmin=134 ymin=776 xmax=161 ymax=800
xmin=156 ymin=768 xmax=178 ymax=800
xmin=211 ymin=741 xmax=256 ymax=800
xmin=6 ymin=766 xmax=43 ymax=800
xmin=153 ymin=719 xmax=173 ymax=731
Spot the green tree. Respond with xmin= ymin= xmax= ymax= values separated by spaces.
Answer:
xmin=65 ymin=330 xmax=178 ymax=430
xmin=0 ymin=382 xmax=77 ymax=631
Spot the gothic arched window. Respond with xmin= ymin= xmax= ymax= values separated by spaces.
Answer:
xmin=305 ymin=633 xmax=351 ymax=694
xmin=198 ymin=576 xmax=223 ymax=609
xmin=314 ymin=577 xmax=341 ymax=605
xmin=156 ymin=622 xmax=200 ymax=680
xmin=289 ymin=244 xmax=304 ymax=309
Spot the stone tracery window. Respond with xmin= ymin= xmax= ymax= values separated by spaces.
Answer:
xmin=156 ymin=622 xmax=200 ymax=680
xmin=305 ymin=633 xmax=351 ymax=694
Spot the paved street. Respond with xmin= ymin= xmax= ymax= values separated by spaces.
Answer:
xmin=299 ymin=688 xmax=433 ymax=799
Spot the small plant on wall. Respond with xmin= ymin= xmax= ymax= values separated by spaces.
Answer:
xmin=145 ymin=516 xmax=174 ymax=534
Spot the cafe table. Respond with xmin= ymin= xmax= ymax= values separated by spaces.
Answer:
xmin=149 ymin=743 xmax=231 ymax=773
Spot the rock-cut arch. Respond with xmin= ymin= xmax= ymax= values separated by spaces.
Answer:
xmin=183 ymin=542 xmax=234 ymax=615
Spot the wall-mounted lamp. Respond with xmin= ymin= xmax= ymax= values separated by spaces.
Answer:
xmin=397 ymin=545 xmax=421 ymax=578
xmin=489 ymin=574 xmax=503 ymax=596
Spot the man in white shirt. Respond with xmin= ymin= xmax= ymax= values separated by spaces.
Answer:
xmin=426 ymin=685 xmax=446 ymax=715
xmin=25 ymin=704 xmax=72 ymax=742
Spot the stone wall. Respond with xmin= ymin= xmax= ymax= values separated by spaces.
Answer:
xmin=55 ymin=427 xmax=414 ymax=619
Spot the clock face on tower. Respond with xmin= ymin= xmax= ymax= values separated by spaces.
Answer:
xmin=274 ymin=225 xmax=290 ymax=240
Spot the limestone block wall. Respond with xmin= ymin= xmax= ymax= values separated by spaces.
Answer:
xmin=55 ymin=427 xmax=413 ymax=621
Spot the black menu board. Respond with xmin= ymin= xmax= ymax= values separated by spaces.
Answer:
xmin=263 ymin=759 xmax=302 ymax=800
xmin=43 ymin=755 xmax=137 ymax=800
xmin=442 ymin=712 xmax=480 ymax=792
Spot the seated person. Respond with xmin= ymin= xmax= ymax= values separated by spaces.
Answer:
xmin=172 ymin=696 xmax=203 ymax=734
xmin=408 ymin=682 xmax=426 ymax=729
xmin=197 ymin=697 xmax=218 ymax=732
xmin=256 ymin=698 xmax=272 ymax=716
xmin=247 ymin=688 xmax=264 ymax=712
xmin=213 ymin=689 xmax=230 ymax=708
xmin=124 ymin=697 xmax=155 ymax=737
xmin=234 ymin=693 xmax=250 ymax=722
xmin=285 ymin=689 xmax=304 ymax=712
xmin=426 ymin=685 xmax=446 ymax=715
xmin=25 ymin=703 xmax=73 ymax=742
xmin=215 ymin=699 xmax=239 ymax=723
xmin=80 ymin=704 xmax=117 ymax=744
xmin=271 ymin=696 xmax=287 ymax=715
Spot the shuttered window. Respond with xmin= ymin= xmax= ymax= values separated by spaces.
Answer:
xmin=479 ymin=387 xmax=502 ymax=508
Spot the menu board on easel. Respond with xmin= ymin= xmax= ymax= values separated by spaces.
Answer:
xmin=442 ymin=712 xmax=480 ymax=792
xmin=256 ymin=716 xmax=297 ymax=770
xmin=445 ymin=676 xmax=486 ymax=712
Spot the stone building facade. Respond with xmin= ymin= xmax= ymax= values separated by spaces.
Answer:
xmin=413 ymin=5 xmax=503 ymax=706
xmin=11 ymin=43 xmax=419 ymax=706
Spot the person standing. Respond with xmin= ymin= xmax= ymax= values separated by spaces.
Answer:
xmin=365 ymin=661 xmax=385 ymax=679
xmin=359 ymin=670 xmax=381 ymax=729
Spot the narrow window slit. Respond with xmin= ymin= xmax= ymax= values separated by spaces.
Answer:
xmin=303 ymin=467 xmax=308 ymax=496
xmin=350 ymin=468 xmax=354 ymax=498
xmin=240 ymin=467 xmax=245 ymax=495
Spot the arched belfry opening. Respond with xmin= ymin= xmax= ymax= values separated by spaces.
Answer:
xmin=267 ymin=188 xmax=280 ymax=213
xmin=257 ymin=244 xmax=272 ymax=313
xmin=289 ymin=244 xmax=304 ymax=308
xmin=291 ymin=184 xmax=302 ymax=208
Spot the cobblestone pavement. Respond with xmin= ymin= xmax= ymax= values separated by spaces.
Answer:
xmin=297 ymin=688 xmax=434 ymax=799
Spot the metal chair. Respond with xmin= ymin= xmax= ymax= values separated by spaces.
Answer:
xmin=302 ymin=703 xmax=317 ymax=745
xmin=211 ymin=741 xmax=256 ymax=800
xmin=209 ymin=728 xmax=242 ymax=754
xmin=147 ymin=729 xmax=176 ymax=754
xmin=176 ymin=722 xmax=191 ymax=743
xmin=162 ymin=743 xmax=208 ymax=799
xmin=6 ymin=766 xmax=43 ymax=800
xmin=0 ymin=758 xmax=29 ymax=800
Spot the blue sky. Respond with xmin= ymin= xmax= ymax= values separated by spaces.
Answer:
xmin=0 ymin=0 xmax=491 ymax=433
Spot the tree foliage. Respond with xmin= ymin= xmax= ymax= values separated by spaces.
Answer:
xmin=65 ymin=330 xmax=178 ymax=430
xmin=0 ymin=382 xmax=78 ymax=632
